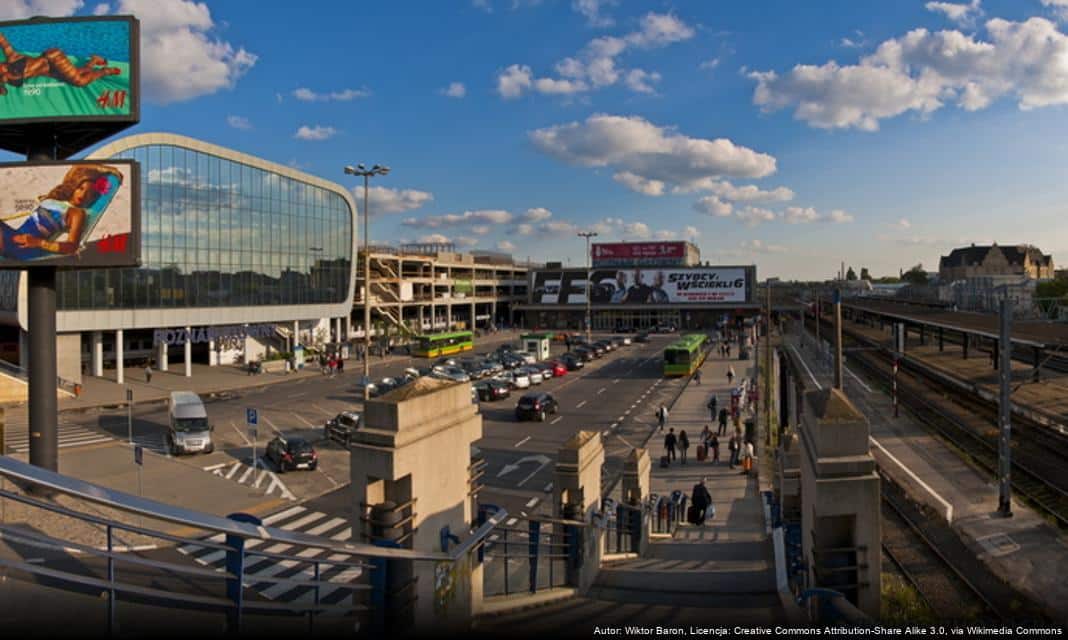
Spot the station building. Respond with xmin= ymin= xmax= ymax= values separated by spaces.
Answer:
xmin=0 ymin=132 xmax=356 ymax=384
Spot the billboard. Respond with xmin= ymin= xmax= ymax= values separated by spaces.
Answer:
xmin=0 ymin=16 xmax=139 ymax=156
xmin=0 ymin=160 xmax=140 ymax=268
xmin=531 ymin=267 xmax=752 ymax=305
xmin=592 ymin=241 xmax=690 ymax=266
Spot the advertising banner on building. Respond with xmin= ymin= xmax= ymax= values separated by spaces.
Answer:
xmin=592 ymin=241 xmax=688 ymax=266
xmin=531 ymin=267 xmax=751 ymax=304
xmin=0 ymin=16 xmax=140 ymax=155
xmin=0 ymin=160 xmax=140 ymax=268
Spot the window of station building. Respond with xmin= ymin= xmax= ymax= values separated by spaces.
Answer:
xmin=56 ymin=143 xmax=352 ymax=311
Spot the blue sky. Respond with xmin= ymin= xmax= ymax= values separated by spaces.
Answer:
xmin=5 ymin=0 xmax=1068 ymax=280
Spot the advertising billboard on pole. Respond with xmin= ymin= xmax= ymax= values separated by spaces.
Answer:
xmin=592 ymin=241 xmax=691 ymax=266
xmin=0 ymin=16 xmax=139 ymax=156
xmin=0 ymin=160 xmax=140 ymax=268
xmin=531 ymin=267 xmax=752 ymax=304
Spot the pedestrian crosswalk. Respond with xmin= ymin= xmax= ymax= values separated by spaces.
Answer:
xmin=5 ymin=422 xmax=114 ymax=454
xmin=203 ymin=459 xmax=296 ymax=500
xmin=177 ymin=505 xmax=363 ymax=608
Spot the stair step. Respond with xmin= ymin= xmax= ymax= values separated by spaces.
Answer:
xmin=648 ymin=539 xmax=773 ymax=563
xmin=585 ymin=585 xmax=783 ymax=611
xmin=595 ymin=564 xmax=776 ymax=593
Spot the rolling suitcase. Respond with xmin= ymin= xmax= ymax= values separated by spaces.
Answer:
xmin=687 ymin=505 xmax=700 ymax=525
xmin=660 ymin=455 xmax=670 ymax=469
xmin=696 ymin=445 xmax=707 ymax=461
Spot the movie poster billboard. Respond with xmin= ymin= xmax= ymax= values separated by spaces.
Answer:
xmin=531 ymin=267 xmax=751 ymax=304
xmin=0 ymin=16 xmax=139 ymax=155
xmin=0 ymin=160 xmax=140 ymax=268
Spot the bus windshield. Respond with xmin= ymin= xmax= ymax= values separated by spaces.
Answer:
xmin=664 ymin=350 xmax=689 ymax=365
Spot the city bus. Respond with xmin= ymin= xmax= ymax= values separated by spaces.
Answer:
xmin=411 ymin=330 xmax=475 ymax=358
xmin=663 ymin=334 xmax=708 ymax=377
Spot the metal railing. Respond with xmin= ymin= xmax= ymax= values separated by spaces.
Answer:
xmin=649 ymin=491 xmax=687 ymax=536
xmin=0 ymin=357 xmax=80 ymax=396
xmin=602 ymin=498 xmax=644 ymax=555
xmin=478 ymin=505 xmax=577 ymax=597
xmin=0 ymin=456 xmax=507 ymax=634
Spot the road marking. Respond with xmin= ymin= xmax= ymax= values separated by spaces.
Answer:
xmin=612 ymin=379 xmax=620 ymax=384
xmin=598 ymin=388 xmax=606 ymax=394
xmin=287 ymin=392 xmax=307 ymax=399
xmin=525 ymin=497 xmax=540 ymax=509
xmin=789 ymin=345 xmax=823 ymax=390
xmin=292 ymin=412 xmax=316 ymax=428
xmin=610 ymin=422 xmax=618 ymax=429
xmin=262 ymin=415 xmax=282 ymax=435
xmin=623 ymin=409 xmax=630 ymax=415
xmin=514 ymin=436 xmax=531 ymax=448
xmin=576 ymin=400 xmax=587 ymax=409
xmin=602 ymin=429 xmax=611 ymax=437
xmin=228 ymin=420 xmax=252 ymax=446
xmin=253 ymin=469 xmax=268 ymax=489
xmin=506 ymin=517 xmax=518 ymax=526
xmin=543 ymin=482 xmax=553 ymax=493
xmin=617 ymin=416 xmax=625 ymax=422
xmin=311 ymin=404 xmax=334 ymax=417
xmin=516 ymin=460 xmax=551 ymax=488
xmin=846 ymin=366 xmax=873 ymax=393
xmin=550 ymin=416 xmax=562 ymax=425
xmin=225 ymin=461 xmax=241 ymax=480
xmin=238 ymin=464 xmax=256 ymax=484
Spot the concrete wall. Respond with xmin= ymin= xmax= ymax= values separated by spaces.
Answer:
xmin=57 ymin=333 xmax=82 ymax=385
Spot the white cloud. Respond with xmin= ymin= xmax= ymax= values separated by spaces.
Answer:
xmin=893 ymin=218 xmax=912 ymax=229
xmin=573 ymin=0 xmax=617 ymax=27
xmin=680 ymin=178 xmax=794 ymax=202
xmin=925 ymin=0 xmax=982 ymax=26
xmin=783 ymin=206 xmax=820 ymax=224
xmin=293 ymin=87 xmax=370 ymax=102
xmin=683 ymin=225 xmax=700 ymax=241
xmin=530 ymin=114 xmax=777 ymax=197
xmin=92 ymin=2 xmax=110 ymax=15
xmin=0 ymin=0 xmax=83 ymax=20
xmin=613 ymin=171 xmax=666 ymax=196
xmin=1041 ymin=0 xmax=1068 ymax=21
xmin=500 ymin=12 xmax=693 ymax=98
xmin=623 ymin=222 xmax=651 ymax=238
xmin=699 ymin=58 xmax=721 ymax=70
xmin=403 ymin=209 xmax=514 ymax=228
xmin=497 ymin=64 xmax=533 ymax=99
xmin=655 ymin=230 xmax=677 ymax=240
xmin=540 ymin=220 xmax=580 ymax=235
xmin=471 ymin=225 xmax=491 ymax=235
xmin=455 ymin=236 xmax=480 ymax=248
xmin=497 ymin=240 xmax=517 ymax=251
xmin=442 ymin=82 xmax=467 ymax=98
xmin=517 ymin=223 xmax=534 ymax=235
xmin=294 ymin=125 xmax=337 ymax=141
xmin=354 ymin=186 xmax=434 ymax=215
xmin=104 ymin=0 xmax=256 ymax=104
xmin=827 ymin=209 xmax=854 ymax=223
xmin=751 ymin=16 xmax=1068 ymax=131
xmin=523 ymin=207 xmax=553 ymax=222
xmin=418 ymin=234 xmax=452 ymax=244
xmin=735 ymin=206 xmax=778 ymax=226
xmin=840 ymin=37 xmax=864 ymax=48
xmin=226 ymin=115 xmax=251 ymax=130
xmin=694 ymin=195 xmax=733 ymax=217
xmin=741 ymin=239 xmax=788 ymax=253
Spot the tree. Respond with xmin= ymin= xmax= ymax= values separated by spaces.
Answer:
xmin=860 ymin=267 xmax=871 ymax=281
xmin=902 ymin=264 xmax=929 ymax=286
xmin=846 ymin=267 xmax=858 ymax=281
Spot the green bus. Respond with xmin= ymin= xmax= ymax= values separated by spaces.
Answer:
xmin=411 ymin=330 xmax=475 ymax=358
xmin=663 ymin=334 xmax=708 ymax=377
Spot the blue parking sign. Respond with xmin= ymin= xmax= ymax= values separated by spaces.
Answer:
xmin=134 ymin=445 xmax=143 ymax=466
xmin=246 ymin=408 xmax=258 ymax=426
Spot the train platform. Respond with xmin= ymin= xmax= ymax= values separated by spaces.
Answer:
xmin=786 ymin=334 xmax=1068 ymax=624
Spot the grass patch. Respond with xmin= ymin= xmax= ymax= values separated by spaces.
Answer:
xmin=881 ymin=572 xmax=936 ymax=625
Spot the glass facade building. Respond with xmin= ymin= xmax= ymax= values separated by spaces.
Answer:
xmin=58 ymin=140 xmax=352 ymax=311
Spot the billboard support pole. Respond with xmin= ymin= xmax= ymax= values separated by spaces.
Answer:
xmin=26 ymin=141 xmax=59 ymax=486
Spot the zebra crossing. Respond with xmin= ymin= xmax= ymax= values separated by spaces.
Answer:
xmin=203 ymin=459 xmax=296 ymax=500
xmin=177 ymin=505 xmax=363 ymax=607
xmin=2 ymin=421 xmax=169 ymax=456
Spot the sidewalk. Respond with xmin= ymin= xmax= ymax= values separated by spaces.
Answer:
xmin=788 ymin=333 xmax=1068 ymax=624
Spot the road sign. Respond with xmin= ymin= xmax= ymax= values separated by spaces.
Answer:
xmin=126 ymin=388 xmax=133 ymax=402
xmin=248 ymin=426 xmax=258 ymax=439
xmin=246 ymin=408 xmax=257 ymax=426
xmin=134 ymin=445 xmax=143 ymax=466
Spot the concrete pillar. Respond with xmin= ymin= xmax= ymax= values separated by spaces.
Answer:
xmin=491 ymin=300 xmax=497 ymax=327
xmin=799 ymin=388 xmax=881 ymax=618
xmin=418 ymin=306 xmax=425 ymax=333
xmin=115 ymin=329 xmax=124 ymax=384
xmin=335 ymin=317 xmax=342 ymax=343
xmin=470 ymin=302 xmax=476 ymax=330
xmin=184 ymin=326 xmax=192 ymax=378
xmin=349 ymin=376 xmax=483 ymax=632
xmin=208 ymin=339 xmax=217 ymax=366
xmin=92 ymin=331 xmax=104 ymax=377
xmin=552 ymin=431 xmax=606 ymax=593
xmin=776 ymin=431 xmax=802 ymax=522
xmin=292 ymin=320 xmax=300 ymax=349
xmin=157 ymin=340 xmax=168 ymax=372
xmin=446 ymin=304 xmax=452 ymax=330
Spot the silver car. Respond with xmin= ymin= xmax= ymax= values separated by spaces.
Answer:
xmin=496 ymin=370 xmax=531 ymax=389
xmin=519 ymin=366 xmax=545 ymax=385
xmin=432 ymin=365 xmax=471 ymax=383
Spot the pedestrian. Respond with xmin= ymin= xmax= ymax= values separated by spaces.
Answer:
xmin=700 ymin=424 xmax=712 ymax=448
xmin=679 ymin=430 xmax=690 ymax=465
xmin=718 ymin=407 xmax=728 ymax=436
xmin=656 ymin=404 xmax=669 ymax=432
xmin=727 ymin=365 xmax=735 ymax=385
xmin=144 ymin=364 xmax=152 ymax=384
xmin=728 ymin=434 xmax=740 ymax=469
xmin=664 ymin=428 xmax=677 ymax=463
xmin=744 ymin=440 xmax=756 ymax=474
xmin=690 ymin=478 xmax=712 ymax=525
xmin=710 ymin=434 xmax=720 ymax=463
xmin=694 ymin=368 xmax=702 ymax=385
xmin=337 ymin=356 xmax=344 ymax=374
xmin=726 ymin=343 xmax=732 ymax=358
xmin=565 ymin=336 xmax=571 ymax=351
xmin=707 ymin=395 xmax=718 ymax=422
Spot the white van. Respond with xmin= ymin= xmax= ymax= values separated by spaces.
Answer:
xmin=167 ymin=391 xmax=214 ymax=455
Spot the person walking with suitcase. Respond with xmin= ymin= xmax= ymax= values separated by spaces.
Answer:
xmin=679 ymin=430 xmax=690 ymax=465
xmin=664 ymin=428 xmax=677 ymax=464
xmin=718 ymin=407 xmax=729 ymax=436
xmin=690 ymin=479 xmax=712 ymax=525
xmin=744 ymin=440 xmax=756 ymax=475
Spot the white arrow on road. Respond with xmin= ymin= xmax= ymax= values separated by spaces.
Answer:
xmin=496 ymin=454 xmax=551 ymax=479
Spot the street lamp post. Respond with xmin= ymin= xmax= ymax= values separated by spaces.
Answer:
xmin=577 ymin=231 xmax=598 ymax=343
xmin=345 ymin=164 xmax=391 ymax=401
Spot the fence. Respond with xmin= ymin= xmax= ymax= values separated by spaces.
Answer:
xmin=478 ymin=505 xmax=573 ymax=597
xmin=601 ymin=498 xmax=644 ymax=555
xmin=649 ymin=491 xmax=687 ymax=536
xmin=0 ymin=456 xmax=505 ymax=635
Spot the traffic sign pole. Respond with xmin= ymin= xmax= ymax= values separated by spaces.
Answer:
xmin=134 ymin=445 xmax=144 ymax=527
xmin=246 ymin=408 xmax=258 ymax=469
xmin=126 ymin=387 xmax=134 ymax=444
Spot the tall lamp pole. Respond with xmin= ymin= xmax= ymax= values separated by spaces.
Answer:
xmin=577 ymin=231 xmax=598 ymax=343
xmin=345 ymin=164 xmax=391 ymax=401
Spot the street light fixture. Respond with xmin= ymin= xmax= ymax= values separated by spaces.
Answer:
xmin=344 ymin=164 xmax=391 ymax=401
xmin=577 ymin=231 xmax=598 ymax=344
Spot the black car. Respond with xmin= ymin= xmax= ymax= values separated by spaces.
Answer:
xmin=572 ymin=346 xmax=596 ymax=361
xmin=559 ymin=353 xmax=584 ymax=370
xmin=325 ymin=411 xmax=361 ymax=446
xmin=474 ymin=379 xmax=511 ymax=401
xmin=596 ymin=340 xmax=615 ymax=352
xmin=589 ymin=342 xmax=608 ymax=356
xmin=266 ymin=436 xmax=318 ymax=472
xmin=515 ymin=392 xmax=559 ymax=422
xmin=634 ymin=331 xmax=650 ymax=343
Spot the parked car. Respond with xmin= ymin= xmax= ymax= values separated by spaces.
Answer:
xmin=610 ymin=336 xmax=629 ymax=347
xmin=596 ymin=340 xmax=615 ymax=352
xmin=519 ymin=365 xmax=545 ymax=385
xmin=496 ymin=369 xmax=531 ymax=389
xmin=532 ymin=362 xmax=555 ymax=379
xmin=559 ymin=353 xmax=584 ymax=370
xmin=368 ymin=377 xmax=399 ymax=398
xmin=589 ymin=342 xmax=608 ymax=356
xmin=514 ymin=351 xmax=537 ymax=365
xmin=515 ymin=392 xmax=559 ymax=422
xmin=325 ymin=411 xmax=361 ymax=446
xmin=634 ymin=331 xmax=650 ymax=343
xmin=654 ymin=324 xmax=678 ymax=333
xmin=404 ymin=366 xmax=433 ymax=378
xmin=266 ymin=436 xmax=318 ymax=473
xmin=432 ymin=366 xmax=471 ymax=383
xmin=572 ymin=346 xmax=596 ymax=361
xmin=547 ymin=360 xmax=568 ymax=377
xmin=474 ymin=379 xmax=511 ymax=401
xmin=435 ymin=357 xmax=460 ymax=368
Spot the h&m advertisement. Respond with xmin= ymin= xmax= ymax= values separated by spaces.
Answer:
xmin=0 ymin=16 xmax=136 ymax=123
xmin=531 ymin=267 xmax=751 ymax=305
xmin=0 ymin=160 xmax=140 ymax=268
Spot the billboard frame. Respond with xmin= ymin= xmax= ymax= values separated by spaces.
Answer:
xmin=529 ymin=265 xmax=756 ymax=306
xmin=0 ymin=158 xmax=141 ymax=270
xmin=0 ymin=15 xmax=141 ymax=158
